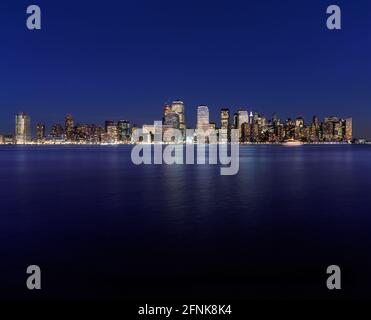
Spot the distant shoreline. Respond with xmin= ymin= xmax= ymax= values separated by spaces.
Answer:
xmin=1 ymin=142 xmax=368 ymax=146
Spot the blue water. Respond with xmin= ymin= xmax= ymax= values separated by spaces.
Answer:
xmin=1 ymin=145 xmax=371 ymax=299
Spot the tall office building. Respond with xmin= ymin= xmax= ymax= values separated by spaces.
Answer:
xmin=334 ymin=121 xmax=343 ymax=141
xmin=163 ymin=104 xmax=172 ymax=121
xmin=171 ymin=100 xmax=185 ymax=130
xmin=15 ymin=113 xmax=31 ymax=144
xmin=219 ymin=109 xmax=230 ymax=143
xmin=220 ymin=109 xmax=229 ymax=130
xmin=309 ymin=116 xmax=320 ymax=142
xmin=117 ymin=120 xmax=132 ymax=142
xmin=197 ymin=105 xmax=209 ymax=133
xmin=163 ymin=112 xmax=180 ymax=129
xmin=105 ymin=122 xmax=118 ymax=142
xmin=65 ymin=114 xmax=74 ymax=141
xmin=241 ymin=122 xmax=251 ymax=143
xmin=323 ymin=117 xmax=338 ymax=142
xmin=237 ymin=109 xmax=249 ymax=139
xmin=345 ymin=118 xmax=353 ymax=142
xmin=295 ymin=117 xmax=304 ymax=140
xmin=233 ymin=113 xmax=238 ymax=129
xmin=36 ymin=123 xmax=46 ymax=141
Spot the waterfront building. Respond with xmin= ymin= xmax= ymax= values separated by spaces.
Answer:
xmin=344 ymin=118 xmax=353 ymax=142
xmin=219 ymin=108 xmax=230 ymax=143
xmin=241 ymin=122 xmax=251 ymax=143
xmin=197 ymin=105 xmax=210 ymax=135
xmin=323 ymin=117 xmax=339 ymax=142
xmin=233 ymin=112 xmax=238 ymax=129
xmin=106 ymin=123 xmax=118 ymax=143
xmin=220 ymin=109 xmax=229 ymax=130
xmin=295 ymin=117 xmax=304 ymax=140
xmin=171 ymin=100 xmax=185 ymax=131
xmin=3 ymin=135 xmax=15 ymax=144
xmin=49 ymin=123 xmax=64 ymax=139
xmin=36 ymin=123 xmax=46 ymax=141
xmin=105 ymin=120 xmax=115 ymax=133
xmin=65 ymin=114 xmax=74 ymax=141
xmin=15 ymin=113 xmax=31 ymax=144
xmin=163 ymin=112 xmax=180 ymax=129
xmin=237 ymin=109 xmax=249 ymax=140
xmin=117 ymin=120 xmax=132 ymax=142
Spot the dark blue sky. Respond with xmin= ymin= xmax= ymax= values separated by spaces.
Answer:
xmin=1 ymin=0 xmax=370 ymax=137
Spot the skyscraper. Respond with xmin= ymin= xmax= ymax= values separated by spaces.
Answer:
xmin=65 ymin=114 xmax=74 ymax=141
xmin=171 ymin=100 xmax=185 ymax=130
xmin=36 ymin=123 xmax=46 ymax=141
xmin=295 ymin=117 xmax=304 ymax=140
xmin=237 ymin=109 xmax=249 ymax=139
xmin=163 ymin=104 xmax=172 ymax=122
xmin=309 ymin=116 xmax=320 ymax=142
xmin=105 ymin=121 xmax=118 ymax=143
xmin=220 ymin=109 xmax=229 ymax=130
xmin=345 ymin=118 xmax=353 ymax=142
xmin=197 ymin=105 xmax=209 ymax=133
xmin=233 ymin=113 xmax=238 ymax=129
xmin=219 ymin=109 xmax=230 ymax=143
xmin=163 ymin=112 xmax=180 ymax=129
xmin=323 ymin=117 xmax=338 ymax=142
xmin=117 ymin=120 xmax=132 ymax=142
xmin=15 ymin=113 xmax=31 ymax=144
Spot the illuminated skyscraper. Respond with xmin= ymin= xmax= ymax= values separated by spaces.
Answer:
xmin=65 ymin=114 xmax=74 ymax=141
xmin=197 ymin=105 xmax=209 ymax=133
xmin=309 ymin=116 xmax=320 ymax=142
xmin=233 ymin=113 xmax=238 ymax=129
xmin=75 ymin=124 xmax=89 ymax=142
xmin=163 ymin=112 xmax=180 ymax=129
xmin=237 ymin=109 xmax=249 ymax=140
xmin=163 ymin=104 xmax=172 ymax=121
xmin=15 ymin=113 xmax=31 ymax=144
xmin=241 ymin=122 xmax=251 ymax=143
xmin=36 ymin=123 xmax=46 ymax=141
xmin=323 ymin=117 xmax=338 ymax=142
xmin=117 ymin=120 xmax=132 ymax=142
xmin=219 ymin=109 xmax=230 ymax=143
xmin=295 ymin=117 xmax=304 ymax=140
xmin=220 ymin=109 xmax=230 ymax=130
xmin=345 ymin=118 xmax=353 ymax=142
xmin=106 ymin=122 xmax=118 ymax=143
xmin=171 ymin=100 xmax=185 ymax=130
xmin=334 ymin=121 xmax=343 ymax=141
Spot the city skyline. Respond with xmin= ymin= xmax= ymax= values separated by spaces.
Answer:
xmin=1 ymin=103 xmax=355 ymax=144
xmin=1 ymin=1 xmax=370 ymax=138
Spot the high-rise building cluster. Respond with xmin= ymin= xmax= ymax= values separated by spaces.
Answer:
xmin=0 ymin=102 xmax=353 ymax=145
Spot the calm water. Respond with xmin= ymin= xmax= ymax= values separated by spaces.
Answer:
xmin=1 ymin=145 xmax=371 ymax=300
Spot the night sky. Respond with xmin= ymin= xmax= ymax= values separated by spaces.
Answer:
xmin=0 ymin=0 xmax=370 ymax=137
